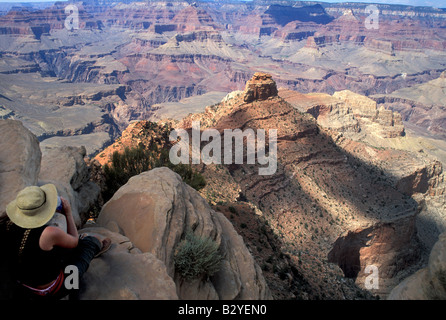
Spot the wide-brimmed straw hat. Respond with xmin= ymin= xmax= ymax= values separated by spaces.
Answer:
xmin=6 ymin=184 xmax=58 ymax=229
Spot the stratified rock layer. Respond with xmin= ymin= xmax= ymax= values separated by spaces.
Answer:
xmin=243 ymin=72 xmax=278 ymax=103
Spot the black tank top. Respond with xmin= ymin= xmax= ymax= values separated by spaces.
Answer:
xmin=3 ymin=219 xmax=68 ymax=286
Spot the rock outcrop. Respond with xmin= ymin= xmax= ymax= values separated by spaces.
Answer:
xmin=243 ymin=72 xmax=278 ymax=103
xmin=171 ymin=5 xmax=218 ymax=32
xmin=280 ymin=89 xmax=405 ymax=139
xmin=332 ymin=90 xmax=405 ymax=138
xmin=97 ymin=167 xmax=272 ymax=300
xmin=78 ymin=226 xmax=178 ymax=300
xmin=38 ymin=145 xmax=100 ymax=226
xmin=1 ymin=1 xmax=445 ymax=155
xmin=0 ymin=119 xmax=41 ymax=299
xmin=328 ymin=216 xmax=421 ymax=293
xmin=94 ymin=120 xmax=172 ymax=166
xmin=388 ymin=231 xmax=446 ymax=300
xmin=0 ymin=120 xmax=41 ymax=217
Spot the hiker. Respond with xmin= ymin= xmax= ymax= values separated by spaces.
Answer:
xmin=1 ymin=184 xmax=111 ymax=299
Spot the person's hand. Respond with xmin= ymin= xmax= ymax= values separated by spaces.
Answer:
xmin=60 ymin=197 xmax=72 ymax=216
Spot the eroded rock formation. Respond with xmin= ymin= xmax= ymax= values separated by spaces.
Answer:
xmin=171 ymin=73 xmax=429 ymax=297
xmin=97 ymin=167 xmax=272 ymax=300
xmin=280 ymin=89 xmax=405 ymax=139
xmin=243 ymin=72 xmax=278 ymax=103
xmin=78 ymin=226 xmax=179 ymax=300
xmin=39 ymin=145 xmax=100 ymax=226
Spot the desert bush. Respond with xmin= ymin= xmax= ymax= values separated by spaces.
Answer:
xmin=102 ymin=143 xmax=206 ymax=201
xmin=174 ymin=231 xmax=223 ymax=281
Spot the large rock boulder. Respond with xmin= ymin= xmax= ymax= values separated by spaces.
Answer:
xmin=0 ymin=120 xmax=41 ymax=216
xmin=388 ymin=231 xmax=446 ymax=300
xmin=78 ymin=226 xmax=178 ymax=300
xmin=38 ymin=145 xmax=100 ymax=226
xmin=97 ymin=167 xmax=272 ymax=300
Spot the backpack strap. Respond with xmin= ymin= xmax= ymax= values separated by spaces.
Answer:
xmin=18 ymin=229 xmax=31 ymax=258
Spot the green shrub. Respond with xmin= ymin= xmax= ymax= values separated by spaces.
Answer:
xmin=102 ymin=144 xmax=206 ymax=201
xmin=169 ymin=162 xmax=206 ymax=192
xmin=174 ymin=231 xmax=222 ymax=281
xmin=103 ymin=144 xmax=154 ymax=200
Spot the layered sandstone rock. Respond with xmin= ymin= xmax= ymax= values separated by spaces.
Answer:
xmin=97 ymin=167 xmax=272 ymax=300
xmin=365 ymin=39 xmax=395 ymax=56
xmin=281 ymin=89 xmax=405 ymax=139
xmin=243 ymin=72 xmax=278 ymax=103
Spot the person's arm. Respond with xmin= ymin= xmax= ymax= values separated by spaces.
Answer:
xmin=60 ymin=197 xmax=78 ymax=240
xmin=39 ymin=197 xmax=78 ymax=251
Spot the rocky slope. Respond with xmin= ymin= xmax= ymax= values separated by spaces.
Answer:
xmin=279 ymin=86 xmax=446 ymax=252
xmin=66 ymin=72 xmax=444 ymax=299
xmin=166 ymin=73 xmax=443 ymax=298
xmin=0 ymin=0 xmax=445 ymax=299
xmin=94 ymin=120 xmax=172 ymax=166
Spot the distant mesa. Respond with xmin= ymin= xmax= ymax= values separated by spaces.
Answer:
xmin=172 ymin=5 xmax=217 ymax=31
xmin=243 ymin=72 xmax=278 ymax=103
